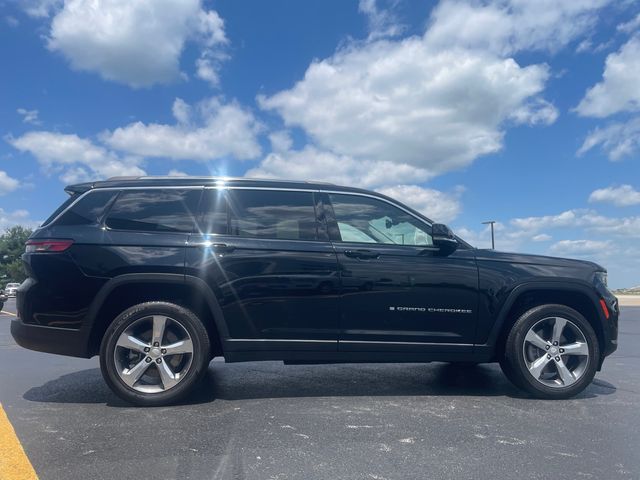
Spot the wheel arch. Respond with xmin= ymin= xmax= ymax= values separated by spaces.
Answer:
xmin=85 ymin=273 xmax=228 ymax=357
xmin=487 ymin=281 xmax=606 ymax=360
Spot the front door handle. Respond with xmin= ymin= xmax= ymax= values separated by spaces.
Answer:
xmin=344 ymin=249 xmax=380 ymax=260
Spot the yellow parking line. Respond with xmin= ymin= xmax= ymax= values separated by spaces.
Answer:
xmin=1 ymin=311 xmax=17 ymax=317
xmin=0 ymin=403 xmax=38 ymax=480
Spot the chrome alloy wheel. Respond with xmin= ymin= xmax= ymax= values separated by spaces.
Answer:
xmin=114 ymin=315 xmax=194 ymax=393
xmin=522 ymin=316 xmax=590 ymax=388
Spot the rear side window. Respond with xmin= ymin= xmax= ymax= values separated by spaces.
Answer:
xmin=227 ymin=190 xmax=318 ymax=241
xmin=55 ymin=191 xmax=117 ymax=226
xmin=105 ymin=189 xmax=201 ymax=233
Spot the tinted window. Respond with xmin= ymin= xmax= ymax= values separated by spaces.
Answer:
xmin=105 ymin=189 xmax=201 ymax=233
xmin=199 ymin=189 xmax=229 ymax=234
xmin=329 ymin=194 xmax=433 ymax=246
xmin=55 ymin=190 xmax=117 ymax=226
xmin=43 ymin=194 xmax=78 ymax=226
xmin=228 ymin=190 xmax=318 ymax=240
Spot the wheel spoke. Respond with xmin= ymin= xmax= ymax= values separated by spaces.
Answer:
xmin=163 ymin=339 xmax=193 ymax=356
xmin=555 ymin=359 xmax=576 ymax=386
xmin=121 ymin=358 xmax=152 ymax=387
xmin=525 ymin=329 xmax=549 ymax=350
xmin=528 ymin=354 xmax=552 ymax=379
xmin=561 ymin=341 xmax=588 ymax=356
xmin=551 ymin=317 xmax=567 ymax=344
xmin=157 ymin=361 xmax=179 ymax=390
xmin=152 ymin=316 xmax=167 ymax=346
xmin=116 ymin=334 xmax=148 ymax=353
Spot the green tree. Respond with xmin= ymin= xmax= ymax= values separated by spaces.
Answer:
xmin=0 ymin=226 xmax=33 ymax=284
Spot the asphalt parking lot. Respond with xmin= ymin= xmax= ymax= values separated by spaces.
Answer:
xmin=1 ymin=298 xmax=639 ymax=480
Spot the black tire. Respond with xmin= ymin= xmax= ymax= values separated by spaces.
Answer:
xmin=100 ymin=301 xmax=210 ymax=406
xmin=501 ymin=304 xmax=599 ymax=399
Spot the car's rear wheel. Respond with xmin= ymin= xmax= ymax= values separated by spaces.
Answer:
xmin=501 ymin=304 xmax=599 ymax=399
xmin=100 ymin=301 xmax=210 ymax=406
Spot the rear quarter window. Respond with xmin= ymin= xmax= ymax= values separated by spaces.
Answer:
xmin=105 ymin=189 xmax=201 ymax=233
xmin=55 ymin=190 xmax=117 ymax=226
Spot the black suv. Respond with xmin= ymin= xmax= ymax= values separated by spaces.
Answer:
xmin=11 ymin=177 xmax=618 ymax=405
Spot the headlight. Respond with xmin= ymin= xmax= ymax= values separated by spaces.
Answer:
xmin=595 ymin=271 xmax=608 ymax=287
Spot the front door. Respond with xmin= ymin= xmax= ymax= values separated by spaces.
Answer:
xmin=324 ymin=192 xmax=479 ymax=352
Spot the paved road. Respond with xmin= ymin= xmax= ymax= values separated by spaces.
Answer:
xmin=1 ymin=299 xmax=639 ymax=480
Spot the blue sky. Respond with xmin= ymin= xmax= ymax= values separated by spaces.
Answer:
xmin=1 ymin=0 xmax=639 ymax=288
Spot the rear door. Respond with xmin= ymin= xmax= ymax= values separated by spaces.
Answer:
xmin=185 ymin=188 xmax=340 ymax=352
xmin=92 ymin=188 xmax=202 ymax=277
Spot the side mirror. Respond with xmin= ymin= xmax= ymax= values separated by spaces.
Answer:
xmin=432 ymin=223 xmax=458 ymax=256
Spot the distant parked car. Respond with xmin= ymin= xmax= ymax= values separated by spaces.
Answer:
xmin=5 ymin=283 xmax=20 ymax=297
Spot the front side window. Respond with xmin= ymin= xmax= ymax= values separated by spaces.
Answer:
xmin=227 ymin=190 xmax=318 ymax=241
xmin=105 ymin=189 xmax=201 ymax=233
xmin=329 ymin=193 xmax=433 ymax=246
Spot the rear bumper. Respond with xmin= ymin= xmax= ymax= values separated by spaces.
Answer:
xmin=10 ymin=319 xmax=91 ymax=358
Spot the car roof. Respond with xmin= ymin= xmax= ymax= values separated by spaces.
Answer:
xmin=65 ymin=176 xmax=375 ymax=196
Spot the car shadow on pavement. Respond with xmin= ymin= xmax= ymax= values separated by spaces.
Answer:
xmin=22 ymin=362 xmax=617 ymax=407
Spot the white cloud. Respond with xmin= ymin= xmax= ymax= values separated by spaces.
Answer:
xmin=509 ymin=98 xmax=559 ymax=126
xmin=511 ymin=209 xmax=609 ymax=231
xmin=0 ymin=208 xmax=40 ymax=231
xmin=617 ymin=13 xmax=640 ymax=34
xmin=424 ymin=0 xmax=610 ymax=56
xmin=246 ymin=131 xmax=430 ymax=188
xmin=511 ymin=208 xmax=640 ymax=237
xmin=255 ymin=0 xmax=607 ymax=182
xmin=20 ymin=0 xmax=62 ymax=18
xmin=577 ymin=117 xmax=640 ymax=161
xmin=7 ymin=131 xmax=145 ymax=183
xmin=550 ymin=239 xmax=611 ymax=255
xmin=358 ymin=0 xmax=404 ymax=40
xmin=103 ymin=97 xmax=262 ymax=161
xmin=589 ymin=185 xmax=640 ymax=206
xmin=0 ymin=171 xmax=20 ymax=196
xmin=532 ymin=233 xmax=552 ymax=242
xmin=259 ymin=42 xmax=551 ymax=177
xmin=47 ymin=0 xmax=227 ymax=88
xmin=576 ymin=35 xmax=640 ymax=117
xmin=377 ymin=184 xmax=463 ymax=223
xmin=167 ymin=169 xmax=188 ymax=177
xmin=16 ymin=108 xmax=40 ymax=125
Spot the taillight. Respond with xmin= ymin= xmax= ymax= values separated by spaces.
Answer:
xmin=25 ymin=239 xmax=74 ymax=253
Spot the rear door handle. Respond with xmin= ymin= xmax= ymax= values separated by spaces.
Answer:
xmin=344 ymin=249 xmax=380 ymax=260
xmin=190 ymin=242 xmax=235 ymax=253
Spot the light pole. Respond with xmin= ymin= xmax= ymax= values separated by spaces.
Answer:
xmin=482 ymin=221 xmax=496 ymax=249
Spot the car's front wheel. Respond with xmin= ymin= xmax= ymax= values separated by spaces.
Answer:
xmin=500 ymin=304 xmax=599 ymax=399
xmin=100 ymin=301 xmax=210 ymax=406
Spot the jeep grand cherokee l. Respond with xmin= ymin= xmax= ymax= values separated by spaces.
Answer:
xmin=11 ymin=177 xmax=618 ymax=406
